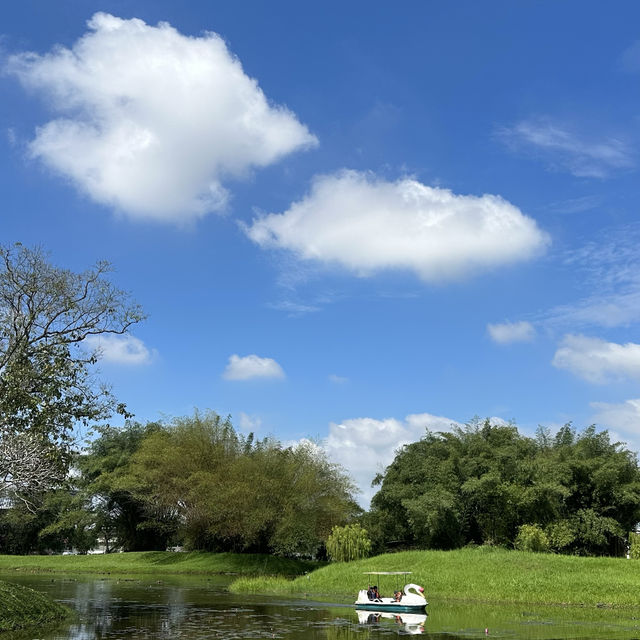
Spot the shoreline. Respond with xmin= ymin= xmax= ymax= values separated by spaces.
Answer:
xmin=2 ymin=547 xmax=640 ymax=610
xmin=0 ymin=550 xmax=318 ymax=577
xmin=0 ymin=579 xmax=71 ymax=632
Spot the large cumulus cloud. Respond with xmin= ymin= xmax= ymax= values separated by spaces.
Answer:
xmin=246 ymin=170 xmax=549 ymax=282
xmin=7 ymin=13 xmax=317 ymax=222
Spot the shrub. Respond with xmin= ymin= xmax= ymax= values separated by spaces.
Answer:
xmin=326 ymin=524 xmax=372 ymax=562
xmin=515 ymin=524 xmax=550 ymax=553
xmin=545 ymin=520 xmax=575 ymax=552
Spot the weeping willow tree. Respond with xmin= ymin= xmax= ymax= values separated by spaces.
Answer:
xmin=326 ymin=523 xmax=372 ymax=562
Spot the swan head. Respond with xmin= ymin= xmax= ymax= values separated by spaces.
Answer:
xmin=404 ymin=583 xmax=427 ymax=599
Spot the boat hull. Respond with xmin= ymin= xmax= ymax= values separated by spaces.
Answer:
xmin=355 ymin=603 xmax=427 ymax=613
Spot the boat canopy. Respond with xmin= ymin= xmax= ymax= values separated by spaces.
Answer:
xmin=362 ymin=571 xmax=412 ymax=575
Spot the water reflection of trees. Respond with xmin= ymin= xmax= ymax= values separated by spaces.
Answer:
xmin=62 ymin=580 xmax=190 ymax=639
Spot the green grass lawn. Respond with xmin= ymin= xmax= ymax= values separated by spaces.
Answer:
xmin=230 ymin=546 xmax=640 ymax=609
xmin=0 ymin=579 xmax=70 ymax=631
xmin=0 ymin=551 xmax=318 ymax=577
xmin=5 ymin=547 xmax=639 ymax=609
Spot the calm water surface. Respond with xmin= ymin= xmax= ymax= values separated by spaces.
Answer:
xmin=4 ymin=574 xmax=640 ymax=640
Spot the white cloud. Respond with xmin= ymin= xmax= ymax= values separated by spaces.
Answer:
xmin=268 ymin=300 xmax=321 ymax=316
xmin=590 ymin=398 xmax=640 ymax=453
xmin=7 ymin=13 xmax=316 ymax=222
xmin=547 ymin=195 xmax=602 ymax=215
xmin=324 ymin=412 xmax=461 ymax=507
xmin=498 ymin=119 xmax=634 ymax=178
xmin=541 ymin=225 xmax=640 ymax=330
xmin=552 ymin=334 xmax=640 ymax=383
xmin=487 ymin=321 xmax=535 ymax=344
xmin=85 ymin=333 xmax=154 ymax=365
xmin=544 ymin=291 xmax=640 ymax=329
xmin=223 ymin=354 xmax=285 ymax=380
xmin=245 ymin=170 xmax=549 ymax=283
xmin=328 ymin=373 xmax=349 ymax=384
xmin=238 ymin=412 xmax=262 ymax=432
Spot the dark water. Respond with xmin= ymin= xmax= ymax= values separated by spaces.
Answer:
xmin=3 ymin=573 xmax=640 ymax=640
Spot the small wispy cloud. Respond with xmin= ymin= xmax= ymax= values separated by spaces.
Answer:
xmin=487 ymin=321 xmax=536 ymax=344
xmin=238 ymin=412 xmax=263 ymax=432
xmin=328 ymin=374 xmax=349 ymax=384
xmin=85 ymin=333 xmax=155 ymax=365
xmin=497 ymin=119 xmax=634 ymax=178
xmin=547 ymin=195 xmax=602 ymax=215
xmin=223 ymin=354 xmax=285 ymax=381
xmin=487 ymin=223 xmax=640 ymax=334
xmin=590 ymin=398 xmax=640 ymax=454
xmin=618 ymin=40 xmax=640 ymax=73
xmin=6 ymin=128 xmax=17 ymax=147
xmin=552 ymin=334 xmax=640 ymax=384
xmin=541 ymin=224 xmax=640 ymax=330
xmin=544 ymin=290 xmax=640 ymax=330
xmin=267 ymin=300 xmax=321 ymax=316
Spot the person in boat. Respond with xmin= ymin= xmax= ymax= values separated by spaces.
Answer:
xmin=393 ymin=590 xmax=403 ymax=602
xmin=368 ymin=585 xmax=381 ymax=601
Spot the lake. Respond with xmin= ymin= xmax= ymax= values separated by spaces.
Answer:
xmin=3 ymin=573 xmax=640 ymax=639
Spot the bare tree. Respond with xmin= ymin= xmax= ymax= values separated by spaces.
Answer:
xmin=0 ymin=432 xmax=62 ymax=511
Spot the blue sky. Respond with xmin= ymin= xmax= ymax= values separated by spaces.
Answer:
xmin=2 ymin=1 xmax=640 ymax=505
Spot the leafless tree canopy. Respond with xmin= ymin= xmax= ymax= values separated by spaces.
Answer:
xmin=0 ymin=432 xmax=63 ymax=511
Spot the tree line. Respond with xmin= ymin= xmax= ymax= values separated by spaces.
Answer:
xmin=0 ymin=411 xmax=359 ymax=555
xmin=363 ymin=419 xmax=640 ymax=556
xmin=0 ymin=244 xmax=638 ymax=559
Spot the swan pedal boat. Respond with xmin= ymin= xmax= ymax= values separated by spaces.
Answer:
xmin=355 ymin=571 xmax=428 ymax=613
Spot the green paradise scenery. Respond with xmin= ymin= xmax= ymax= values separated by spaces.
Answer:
xmin=1 ymin=245 xmax=640 ymax=632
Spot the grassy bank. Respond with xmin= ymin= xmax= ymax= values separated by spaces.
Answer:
xmin=0 ymin=551 xmax=318 ymax=577
xmin=230 ymin=546 xmax=640 ymax=608
xmin=0 ymin=579 xmax=70 ymax=631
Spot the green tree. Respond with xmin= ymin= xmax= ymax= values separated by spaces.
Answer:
xmin=369 ymin=420 xmax=535 ymax=549
xmin=368 ymin=419 xmax=640 ymax=556
xmin=0 ymin=244 xmax=144 ymax=508
xmin=37 ymin=490 xmax=97 ymax=554
xmin=0 ymin=502 xmax=53 ymax=554
xmin=326 ymin=524 xmax=372 ymax=562
xmin=75 ymin=421 xmax=173 ymax=551
xmin=119 ymin=411 xmax=359 ymax=555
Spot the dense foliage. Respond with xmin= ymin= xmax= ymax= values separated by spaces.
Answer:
xmin=366 ymin=419 xmax=640 ymax=556
xmin=326 ymin=523 xmax=372 ymax=562
xmin=118 ymin=411 xmax=359 ymax=555
xmin=0 ymin=411 xmax=359 ymax=556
